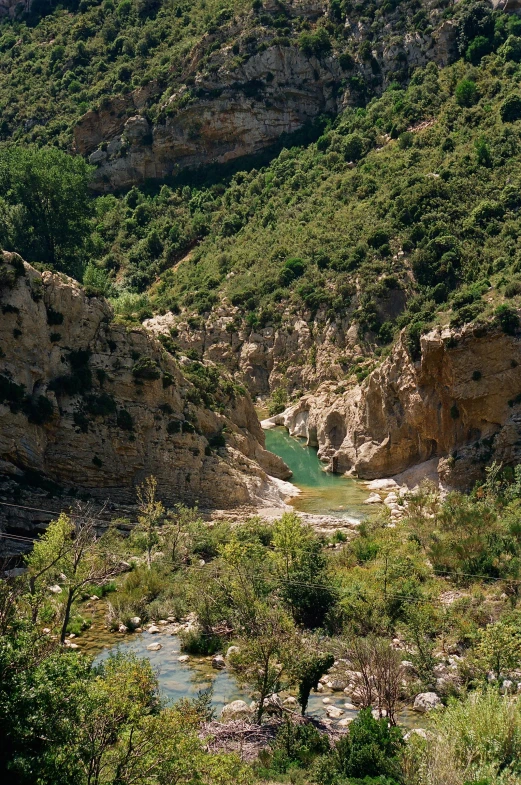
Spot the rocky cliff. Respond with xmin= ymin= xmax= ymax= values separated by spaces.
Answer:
xmin=265 ymin=321 xmax=521 ymax=490
xmin=74 ymin=0 xmax=457 ymax=192
xmin=0 ymin=252 xmax=290 ymax=529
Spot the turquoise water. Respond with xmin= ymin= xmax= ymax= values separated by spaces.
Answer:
xmin=264 ymin=427 xmax=368 ymax=520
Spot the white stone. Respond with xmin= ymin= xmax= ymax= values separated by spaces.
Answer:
xmin=178 ymin=655 xmax=190 ymax=663
xmin=220 ymin=700 xmax=253 ymax=722
xmin=118 ymin=625 xmax=128 ymax=633
xmin=364 ymin=493 xmax=382 ymax=505
xmin=326 ymin=705 xmax=344 ymax=719
xmin=212 ymin=655 xmax=226 ymax=669
xmin=147 ymin=642 xmax=162 ymax=651
xmin=49 ymin=585 xmax=62 ymax=594
xmin=226 ymin=645 xmax=240 ymax=658
xmin=130 ymin=617 xmax=141 ymax=626
xmin=147 ymin=625 xmax=160 ymax=634
xmin=338 ymin=717 xmax=353 ymax=727
xmin=413 ymin=692 xmax=442 ymax=713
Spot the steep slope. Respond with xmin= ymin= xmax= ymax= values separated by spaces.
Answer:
xmin=266 ymin=317 xmax=521 ymax=489
xmin=0 ymin=251 xmax=289 ymax=520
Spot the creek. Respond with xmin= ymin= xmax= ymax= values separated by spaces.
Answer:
xmin=263 ymin=427 xmax=369 ymax=520
xmin=78 ymin=428 xmax=391 ymax=726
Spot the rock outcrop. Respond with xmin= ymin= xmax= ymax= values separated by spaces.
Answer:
xmin=0 ymin=252 xmax=290 ymax=523
xmin=74 ymin=3 xmax=458 ymax=192
xmin=265 ymin=321 xmax=521 ymax=489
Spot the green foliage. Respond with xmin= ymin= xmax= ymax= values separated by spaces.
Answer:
xmin=132 ymin=356 xmax=161 ymax=380
xmin=408 ymin=689 xmax=521 ymax=784
xmin=313 ymin=708 xmax=404 ymax=784
xmin=0 ymin=146 xmax=93 ymax=277
xmin=455 ymin=79 xmax=478 ymax=107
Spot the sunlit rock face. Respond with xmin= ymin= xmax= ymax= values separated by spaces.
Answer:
xmin=0 ymin=252 xmax=290 ymax=511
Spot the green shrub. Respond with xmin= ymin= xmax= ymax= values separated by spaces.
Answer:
xmin=455 ymin=79 xmax=478 ymax=107
xmin=132 ymin=357 xmax=161 ymax=380
xmin=495 ymin=304 xmax=519 ymax=334
xmin=500 ymin=94 xmax=521 ymax=122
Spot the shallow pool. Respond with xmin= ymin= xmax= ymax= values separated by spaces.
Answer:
xmin=264 ymin=427 xmax=368 ymax=520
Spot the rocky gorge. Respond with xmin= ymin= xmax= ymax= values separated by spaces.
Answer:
xmin=0 ymin=251 xmax=291 ymax=541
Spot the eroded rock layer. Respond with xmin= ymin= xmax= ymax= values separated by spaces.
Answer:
xmin=0 ymin=252 xmax=289 ymax=515
xmin=266 ymin=322 xmax=521 ymax=489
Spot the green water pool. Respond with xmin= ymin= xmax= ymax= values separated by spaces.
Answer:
xmin=264 ymin=427 xmax=368 ymax=520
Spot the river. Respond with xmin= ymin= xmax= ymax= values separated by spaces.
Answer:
xmin=82 ymin=426 xmax=375 ymax=725
xmin=263 ymin=427 xmax=369 ymax=520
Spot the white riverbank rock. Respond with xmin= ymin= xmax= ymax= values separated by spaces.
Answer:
xmin=413 ymin=692 xmax=442 ymax=713
xmin=226 ymin=645 xmax=240 ymax=659
xmin=220 ymin=700 xmax=253 ymax=722
xmin=130 ymin=617 xmax=141 ymax=626
xmin=178 ymin=655 xmax=190 ymax=663
xmin=147 ymin=625 xmax=160 ymax=634
xmin=147 ymin=642 xmax=162 ymax=651
xmin=326 ymin=705 xmax=344 ymax=719
xmin=212 ymin=655 xmax=226 ymax=669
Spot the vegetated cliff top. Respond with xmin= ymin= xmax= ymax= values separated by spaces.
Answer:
xmin=107 ymin=39 xmax=521 ymax=358
xmin=2 ymin=0 xmax=521 ymax=376
xmin=0 ymin=0 xmax=468 ymax=149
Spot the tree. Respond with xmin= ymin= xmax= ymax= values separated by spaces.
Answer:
xmin=133 ymin=476 xmax=165 ymax=570
xmin=346 ymin=636 xmax=405 ymax=726
xmin=500 ymin=94 xmax=521 ymax=123
xmin=24 ymin=514 xmax=74 ymax=624
xmin=273 ymin=513 xmax=337 ymax=629
xmin=455 ymin=79 xmax=478 ymax=107
xmin=473 ymin=613 xmax=521 ymax=679
xmin=291 ymin=639 xmax=334 ymax=715
xmin=0 ymin=146 xmax=93 ymax=277
xmin=26 ymin=510 xmax=122 ymax=643
xmin=229 ymin=602 xmax=297 ymax=723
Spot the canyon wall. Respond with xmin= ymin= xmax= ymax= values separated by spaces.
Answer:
xmin=266 ymin=322 xmax=521 ymax=489
xmin=74 ymin=4 xmax=457 ymax=192
xmin=0 ymin=252 xmax=289 ymax=524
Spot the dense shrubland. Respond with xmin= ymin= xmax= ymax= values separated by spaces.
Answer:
xmin=5 ymin=2 xmax=521 ymax=359
xmin=3 ymin=468 xmax=521 ymax=783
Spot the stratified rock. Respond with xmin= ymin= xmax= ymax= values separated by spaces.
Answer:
xmin=272 ymin=320 xmax=521 ymax=490
xmin=0 ymin=252 xmax=291 ymax=526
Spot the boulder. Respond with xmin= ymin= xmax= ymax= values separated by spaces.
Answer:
xmin=220 ymin=700 xmax=253 ymax=722
xmin=326 ymin=705 xmax=344 ymax=719
xmin=130 ymin=616 xmax=141 ymax=627
xmin=212 ymin=655 xmax=226 ymax=670
xmin=147 ymin=625 xmax=160 ymax=634
xmin=147 ymin=642 xmax=162 ymax=651
xmin=226 ymin=645 xmax=240 ymax=659
xmin=178 ymin=655 xmax=190 ymax=663
xmin=413 ymin=692 xmax=442 ymax=713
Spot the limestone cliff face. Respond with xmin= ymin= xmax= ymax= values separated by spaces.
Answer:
xmin=0 ymin=252 xmax=289 ymax=513
xmin=145 ymin=307 xmax=361 ymax=397
xmin=74 ymin=3 xmax=457 ymax=192
xmin=266 ymin=322 xmax=521 ymax=490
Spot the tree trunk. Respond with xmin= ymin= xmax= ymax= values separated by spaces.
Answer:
xmin=60 ymin=588 xmax=75 ymax=644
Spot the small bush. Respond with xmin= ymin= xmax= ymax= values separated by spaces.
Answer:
xmin=132 ymin=357 xmax=161 ymax=380
xmin=495 ymin=304 xmax=519 ymax=334
xmin=455 ymin=79 xmax=478 ymax=107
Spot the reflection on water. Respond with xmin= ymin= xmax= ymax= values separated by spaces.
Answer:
xmin=94 ymin=633 xmax=249 ymax=712
xmin=264 ymin=427 xmax=368 ymax=519
xmin=91 ymin=630 xmax=356 ymax=721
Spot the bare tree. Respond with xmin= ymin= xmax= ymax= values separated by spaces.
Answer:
xmin=348 ymin=636 xmax=405 ymax=725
